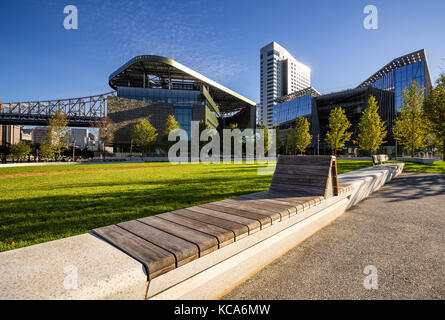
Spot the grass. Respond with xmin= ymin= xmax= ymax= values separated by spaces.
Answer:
xmin=0 ymin=160 xmax=374 ymax=252
xmin=392 ymin=160 xmax=445 ymax=174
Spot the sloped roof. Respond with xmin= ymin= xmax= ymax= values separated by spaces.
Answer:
xmin=357 ymin=49 xmax=432 ymax=89
xmin=109 ymin=55 xmax=256 ymax=113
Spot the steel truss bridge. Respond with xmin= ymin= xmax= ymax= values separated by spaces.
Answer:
xmin=0 ymin=92 xmax=115 ymax=127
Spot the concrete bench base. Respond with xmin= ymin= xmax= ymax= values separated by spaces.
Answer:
xmin=149 ymin=197 xmax=349 ymax=300
xmin=0 ymin=163 xmax=403 ymax=300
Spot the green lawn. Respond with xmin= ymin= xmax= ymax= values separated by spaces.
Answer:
xmin=392 ymin=160 xmax=445 ymax=174
xmin=0 ymin=160 xmax=373 ymax=252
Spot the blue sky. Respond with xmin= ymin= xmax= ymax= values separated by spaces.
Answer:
xmin=1 ymin=0 xmax=444 ymax=103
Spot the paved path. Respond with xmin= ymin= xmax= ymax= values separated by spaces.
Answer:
xmin=223 ymin=173 xmax=445 ymax=300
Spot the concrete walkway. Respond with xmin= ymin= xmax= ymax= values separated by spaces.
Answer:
xmin=223 ymin=173 xmax=445 ymax=300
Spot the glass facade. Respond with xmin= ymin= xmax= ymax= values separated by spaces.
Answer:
xmin=273 ymin=94 xmax=312 ymax=124
xmin=117 ymin=86 xmax=202 ymax=105
xmin=370 ymin=60 xmax=425 ymax=111
xmin=117 ymin=86 xmax=211 ymax=139
xmin=394 ymin=61 xmax=425 ymax=110
xmin=174 ymin=106 xmax=193 ymax=138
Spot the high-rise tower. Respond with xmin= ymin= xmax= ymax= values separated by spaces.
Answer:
xmin=259 ymin=41 xmax=311 ymax=127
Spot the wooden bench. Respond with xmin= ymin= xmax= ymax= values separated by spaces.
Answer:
xmin=92 ymin=155 xmax=352 ymax=298
xmin=372 ymin=154 xmax=389 ymax=165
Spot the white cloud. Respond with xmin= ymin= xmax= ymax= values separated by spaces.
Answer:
xmin=81 ymin=0 xmax=245 ymax=83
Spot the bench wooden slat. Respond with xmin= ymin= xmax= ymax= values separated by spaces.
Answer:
xmin=269 ymin=182 xmax=327 ymax=196
xmin=216 ymin=199 xmax=282 ymax=224
xmin=186 ymin=206 xmax=261 ymax=234
xmin=233 ymin=194 xmax=293 ymax=219
xmin=200 ymin=203 xmax=272 ymax=229
xmin=92 ymin=225 xmax=175 ymax=280
xmin=157 ymin=212 xmax=235 ymax=248
xmin=138 ymin=216 xmax=219 ymax=256
xmin=237 ymin=192 xmax=301 ymax=216
xmin=270 ymin=155 xmax=335 ymax=198
xmin=273 ymin=164 xmax=332 ymax=177
xmin=117 ymin=220 xmax=199 ymax=267
xmin=274 ymin=194 xmax=322 ymax=207
xmin=277 ymin=155 xmax=334 ymax=166
xmin=266 ymin=190 xmax=323 ymax=208
xmin=245 ymin=191 xmax=307 ymax=213
xmin=271 ymin=173 xmax=329 ymax=187
xmin=173 ymin=208 xmax=249 ymax=240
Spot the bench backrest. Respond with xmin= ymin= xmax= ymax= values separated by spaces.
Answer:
xmin=269 ymin=155 xmax=338 ymax=199
xmin=372 ymin=154 xmax=389 ymax=164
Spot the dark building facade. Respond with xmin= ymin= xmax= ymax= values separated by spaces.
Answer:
xmin=273 ymin=49 xmax=432 ymax=155
xmin=107 ymin=55 xmax=256 ymax=152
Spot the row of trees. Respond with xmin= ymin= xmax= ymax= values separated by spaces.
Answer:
xmin=280 ymin=74 xmax=445 ymax=158
xmin=281 ymin=95 xmax=386 ymax=156
xmin=6 ymin=73 xmax=443 ymax=161
xmin=130 ymin=116 xmax=276 ymax=156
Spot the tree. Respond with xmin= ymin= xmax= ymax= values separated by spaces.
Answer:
xmin=40 ymin=137 xmax=55 ymax=161
xmin=325 ymin=107 xmax=352 ymax=155
xmin=436 ymin=71 xmax=445 ymax=89
xmin=424 ymin=131 xmax=441 ymax=155
xmin=41 ymin=110 xmax=69 ymax=160
xmin=294 ymin=116 xmax=312 ymax=155
xmin=393 ymin=81 xmax=429 ymax=157
xmin=424 ymin=74 xmax=445 ymax=160
xmin=10 ymin=142 xmax=31 ymax=162
xmin=131 ymin=118 xmax=158 ymax=153
xmin=226 ymin=122 xmax=238 ymax=130
xmin=0 ymin=144 xmax=9 ymax=164
xmin=357 ymin=96 xmax=387 ymax=155
xmin=161 ymin=114 xmax=180 ymax=151
xmin=284 ymin=129 xmax=296 ymax=155
xmin=93 ymin=117 xmax=115 ymax=156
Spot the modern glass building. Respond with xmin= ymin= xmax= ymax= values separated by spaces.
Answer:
xmin=273 ymin=49 xmax=432 ymax=155
xmin=113 ymin=87 xmax=203 ymax=138
xmin=107 ymin=55 xmax=256 ymax=150
xmin=273 ymin=87 xmax=320 ymax=125
xmin=357 ymin=50 xmax=431 ymax=112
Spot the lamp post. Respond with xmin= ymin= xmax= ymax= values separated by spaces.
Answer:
xmin=130 ymin=139 xmax=133 ymax=158
xmin=72 ymin=139 xmax=76 ymax=162
xmin=395 ymin=139 xmax=397 ymax=160
xmin=317 ymin=133 xmax=320 ymax=156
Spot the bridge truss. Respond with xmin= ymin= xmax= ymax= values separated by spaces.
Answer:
xmin=0 ymin=92 xmax=116 ymax=127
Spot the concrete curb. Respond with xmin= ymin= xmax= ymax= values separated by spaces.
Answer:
xmin=0 ymin=163 xmax=403 ymax=300
xmin=0 ymin=162 xmax=84 ymax=168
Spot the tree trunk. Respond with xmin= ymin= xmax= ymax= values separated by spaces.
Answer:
xmin=442 ymin=138 xmax=445 ymax=161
